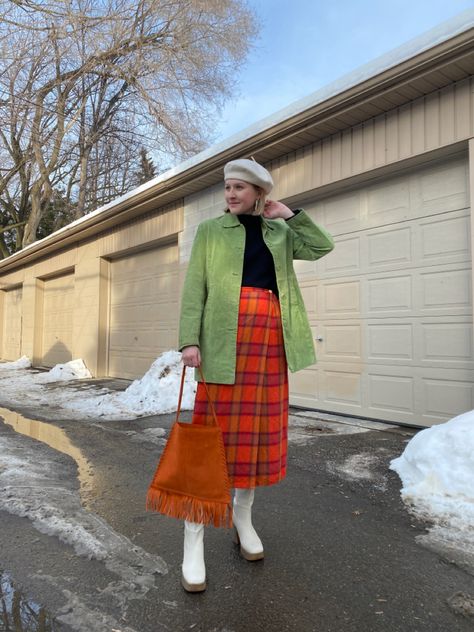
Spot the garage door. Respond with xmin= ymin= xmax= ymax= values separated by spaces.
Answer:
xmin=108 ymin=243 xmax=179 ymax=379
xmin=2 ymin=286 xmax=22 ymax=360
xmin=290 ymin=156 xmax=473 ymax=427
xmin=42 ymin=273 xmax=74 ymax=366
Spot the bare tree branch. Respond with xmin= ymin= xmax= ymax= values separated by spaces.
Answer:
xmin=0 ymin=0 xmax=258 ymax=253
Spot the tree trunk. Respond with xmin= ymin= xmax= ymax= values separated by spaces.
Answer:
xmin=22 ymin=184 xmax=44 ymax=246
xmin=75 ymin=145 xmax=91 ymax=220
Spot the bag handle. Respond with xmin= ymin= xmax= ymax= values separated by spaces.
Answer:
xmin=176 ymin=365 xmax=219 ymax=427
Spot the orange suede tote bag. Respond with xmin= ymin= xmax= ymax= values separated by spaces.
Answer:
xmin=146 ymin=366 xmax=232 ymax=528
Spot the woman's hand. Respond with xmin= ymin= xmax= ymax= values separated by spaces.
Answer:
xmin=181 ymin=345 xmax=201 ymax=368
xmin=263 ymin=200 xmax=294 ymax=220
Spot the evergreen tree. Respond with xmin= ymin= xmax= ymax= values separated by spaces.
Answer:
xmin=136 ymin=148 xmax=157 ymax=185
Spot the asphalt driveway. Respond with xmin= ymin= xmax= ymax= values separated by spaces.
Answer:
xmin=0 ymin=395 xmax=473 ymax=632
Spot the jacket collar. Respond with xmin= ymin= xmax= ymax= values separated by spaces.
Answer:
xmin=221 ymin=212 xmax=241 ymax=227
xmin=221 ymin=212 xmax=275 ymax=231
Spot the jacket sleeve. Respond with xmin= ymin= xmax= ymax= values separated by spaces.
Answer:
xmin=178 ymin=223 xmax=207 ymax=350
xmin=286 ymin=209 xmax=335 ymax=260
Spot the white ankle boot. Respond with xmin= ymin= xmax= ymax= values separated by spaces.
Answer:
xmin=181 ymin=521 xmax=206 ymax=592
xmin=233 ymin=488 xmax=264 ymax=561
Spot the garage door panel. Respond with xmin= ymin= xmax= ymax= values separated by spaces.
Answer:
xmin=320 ymin=235 xmax=360 ymax=276
xmin=367 ymin=180 xmax=410 ymax=225
xmin=367 ymin=372 xmax=415 ymax=415
xmin=108 ymin=351 xmax=151 ymax=381
xmin=289 ymin=367 xmax=319 ymax=402
xmin=323 ymin=368 xmax=363 ymax=408
xmin=321 ymin=280 xmax=361 ymax=317
xmin=108 ymin=243 xmax=178 ymax=379
xmin=422 ymin=374 xmax=474 ymax=423
xmin=421 ymin=321 xmax=473 ymax=367
xmin=367 ymin=323 xmax=414 ymax=362
xmin=367 ymin=275 xmax=412 ymax=314
xmin=367 ymin=227 xmax=412 ymax=267
xmin=109 ymin=329 xmax=146 ymax=348
xmin=111 ymin=302 xmax=160 ymax=325
xmin=420 ymin=267 xmax=471 ymax=313
xmin=112 ymin=298 xmax=178 ymax=317
xmin=419 ymin=212 xmax=470 ymax=260
xmin=112 ymin=274 xmax=176 ymax=301
xmin=319 ymin=191 xmax=363 ymax=235
xmin=323 ymin=324 xmax=362 ymax=361
xmin=2 ymin=286 xmax=22 ymax=361
xmin=42 ymin=274 xmax=74 ymax=367
xmin=416 ymin=160 xmax=468 ymax=213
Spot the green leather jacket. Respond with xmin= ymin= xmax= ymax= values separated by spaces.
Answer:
xmin=179 ymin=210 xmax=334 ymax=383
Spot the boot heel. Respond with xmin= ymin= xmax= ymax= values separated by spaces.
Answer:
xmin=233 ymin=527 xmax=264 ymax=561
xmin=181 ymin=575 xmax=207 ymax=593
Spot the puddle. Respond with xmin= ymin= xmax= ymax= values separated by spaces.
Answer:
xmin=288 ymin=414 xmax=370 ymax=444
xmin=0 ymin=569 xmax=61 ymax=631
xmin=0 ymin=407 xmax=94 ymax=506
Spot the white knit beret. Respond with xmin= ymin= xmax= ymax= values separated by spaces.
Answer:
xmin=224 ymin=159 xmax=273 ymax=194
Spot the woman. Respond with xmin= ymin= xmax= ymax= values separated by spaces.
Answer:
xmin=179 ymin=158 xmax=334 ymax=592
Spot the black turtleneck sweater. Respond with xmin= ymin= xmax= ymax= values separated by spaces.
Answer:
xmin=237 ymin=214 xmax=278 ymax=295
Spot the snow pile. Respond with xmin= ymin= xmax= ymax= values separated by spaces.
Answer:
xmin=116 ymin=350 xmax=195 ymax=413
xmin=0 ymin=351 xmax=196 ymax=420
xmin=37 ymin=358 xmax=91 ymax=382
xmin=390 ymin=410 xmax=474 ymax=557
xmin=64 ymin=350 xmax=196 ymax=419
xmin=0 ymin=355 xmax=31 ymax=370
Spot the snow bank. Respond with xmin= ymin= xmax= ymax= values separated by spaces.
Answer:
xmin=0 ymin=355 xmax=31 ymax=370
xmin=64 ymin=350 xmax=196 ymax=419
xmin=0 ymin=351 xmax=195 ymax=420
xmin=390 ymin=410 xmax=474 ymax=555
xmin=38 ymin=358 xmax=91 ymax=382
xmin=115 ymin=350 xmax=195 ymax=414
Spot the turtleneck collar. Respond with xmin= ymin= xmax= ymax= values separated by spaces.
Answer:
xmin=237 ymin=213 xmax=261 ymax=225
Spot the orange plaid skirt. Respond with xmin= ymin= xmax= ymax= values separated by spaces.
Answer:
xmin=192 ymin=286 xmax=289 ymax=488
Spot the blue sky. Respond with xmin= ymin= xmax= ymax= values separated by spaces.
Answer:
xmin=213 ymin=0 xmax=474 ymax=141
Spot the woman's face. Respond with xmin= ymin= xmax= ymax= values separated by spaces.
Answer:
xmin=224 ymin=179 xmax=260 ymax=215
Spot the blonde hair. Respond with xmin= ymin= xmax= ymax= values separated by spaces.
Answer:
xmin=252 ymin=187 xmax=266 ymax=216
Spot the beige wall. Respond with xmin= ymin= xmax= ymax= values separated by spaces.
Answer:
xmin=0 ymin=203 xmax=182 ymax=375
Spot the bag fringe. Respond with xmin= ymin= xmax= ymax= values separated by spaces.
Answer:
xmin=146 ymin=487 xmax=233 ymax=528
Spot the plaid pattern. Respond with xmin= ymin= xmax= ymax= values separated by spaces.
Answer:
xmin=192 ymin=286 xmax=289 ymax=488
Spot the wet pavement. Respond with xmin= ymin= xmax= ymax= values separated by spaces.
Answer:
xmin=0 ymin=569 xmax=60 ymax=631
xmin=0 ymin=390 xmax=473 ymax=632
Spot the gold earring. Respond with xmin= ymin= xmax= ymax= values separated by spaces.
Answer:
xmin=254 ymin=198 xmax=260 ymax=213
